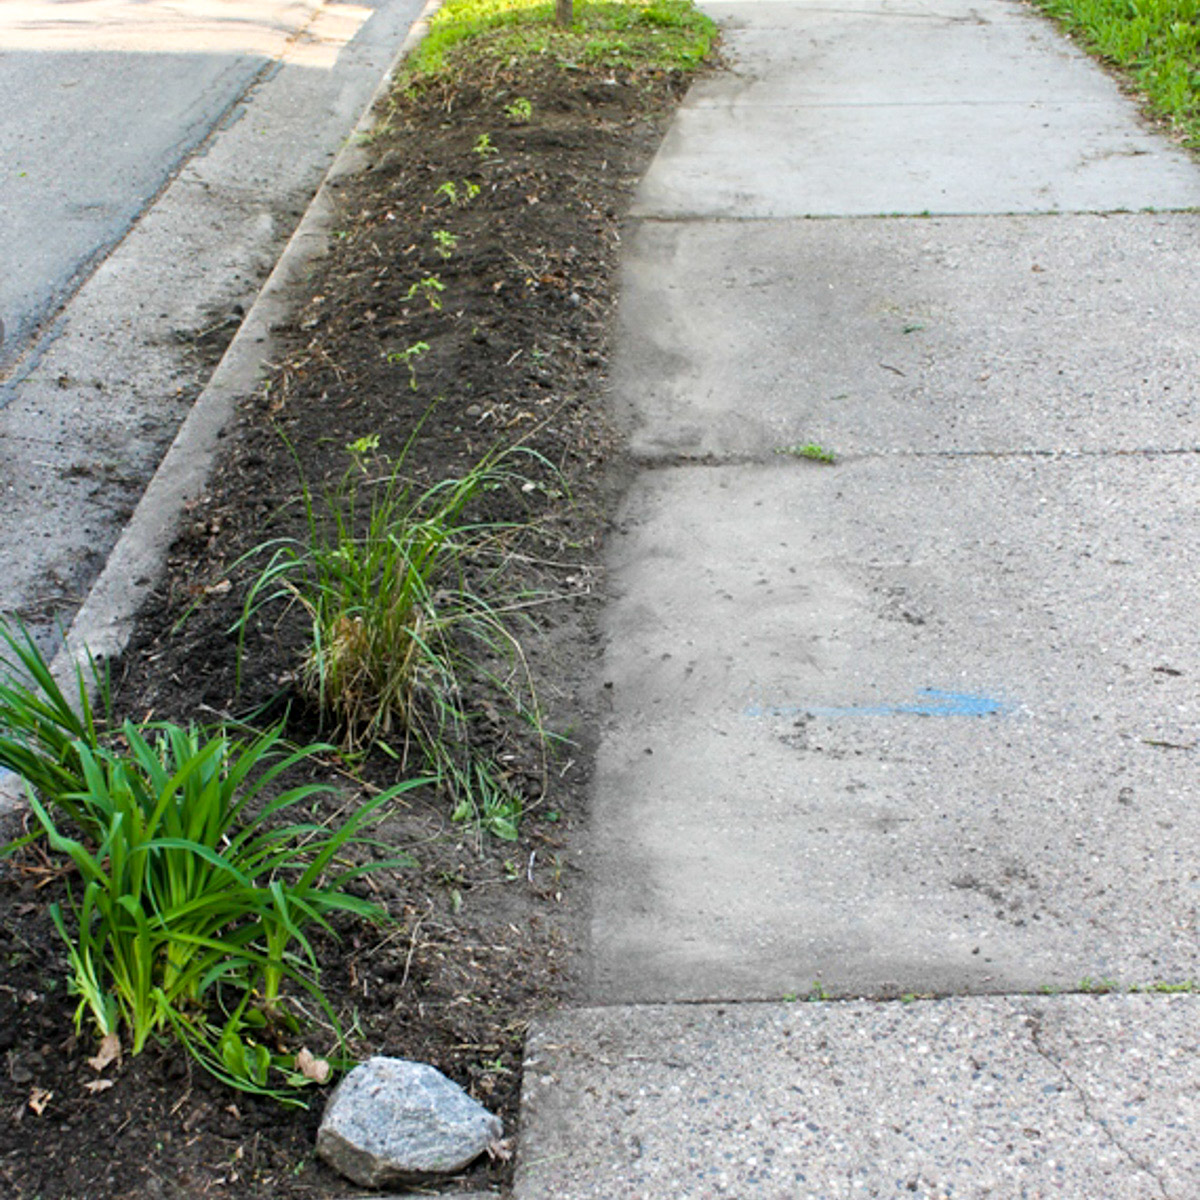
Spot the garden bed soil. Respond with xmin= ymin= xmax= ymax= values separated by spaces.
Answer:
xmin=0 ymin=54 xmax=701 ymax=1199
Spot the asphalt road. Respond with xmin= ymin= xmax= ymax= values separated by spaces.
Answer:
xmin=0 ymin=0 xmax=423 ymax=644
xmin=0 ymin=1 xmax=322 ymax=371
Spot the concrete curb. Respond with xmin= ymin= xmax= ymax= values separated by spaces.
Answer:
xmin=0 ymin=0 xmax=441 ymax=818
xmin=58 ymin=0 xmax=441 ymax=675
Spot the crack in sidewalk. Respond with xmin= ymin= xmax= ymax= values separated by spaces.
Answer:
xmin=1022 ymin=1011 xmax=1173 ymax=1200
xmin=631 ymin=445 xmax=1200 ymax=471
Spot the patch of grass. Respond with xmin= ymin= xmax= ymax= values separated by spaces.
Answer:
xmin=1030 ymin=0 xmax=1200 ymax=148
xmin=405 ymin=0 xmax=718 ymax=84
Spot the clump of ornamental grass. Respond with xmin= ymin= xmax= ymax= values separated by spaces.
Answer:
xmin=235 ymin=436 xmax=552 ymax=840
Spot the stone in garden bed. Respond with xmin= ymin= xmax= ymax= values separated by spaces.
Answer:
xmin=317 ymin=1057 xmax=502 ymax=1187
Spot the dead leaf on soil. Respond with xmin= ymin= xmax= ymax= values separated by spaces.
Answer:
xmin=28 ymin=1087 xmax=52 ymax=1116
xmin=295 ymin=1047 xmax=331 ymax=1084
xmin=488 ymin=1137 xmax=514 ymax=1162
xmin=87 ymin=1033 xmax=122 ymax=1073
xmin=83 ymin=1079 xmax=115 ymax=1094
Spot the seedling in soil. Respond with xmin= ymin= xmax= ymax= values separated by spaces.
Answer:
xmin=432 ymin=229 xmax=459 ymax=259
xmin=406 ymin=275 xmax=446 ymax=311
xmin=433 ymin=180 xmax=479 ymax=206
xmin=776 ymin=441 xmax=836 ymax=465
xmin=473 ymin=132 xmax=498 ymax=157
xmin=504 ymin=97 xmax=533 ymax=122
xmin=386 ymin=341 xmax=430 ymax=390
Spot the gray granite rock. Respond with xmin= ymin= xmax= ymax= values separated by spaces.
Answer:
xmin=316 ymin=1057 xmax=502 ymax=1187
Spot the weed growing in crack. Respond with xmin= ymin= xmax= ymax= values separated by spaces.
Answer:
xmin=776 ymin=441 xmax=836 ymax=465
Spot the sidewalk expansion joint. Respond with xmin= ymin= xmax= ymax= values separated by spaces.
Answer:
xmin=631 ymin=446 xmax=1200 ymax=471
xmin=629 ymin=207 xmax=1200 ymax=224
xmin=573 ymin=985 xmax=1198 ymax=1011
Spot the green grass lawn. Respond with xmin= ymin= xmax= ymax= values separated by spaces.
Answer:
xmin=1030 ymin=0 xmax=1200 ymax=148
xmin=404 ymin=0 xmax=717 ymax=83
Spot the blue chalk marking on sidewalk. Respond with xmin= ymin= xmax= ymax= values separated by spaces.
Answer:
xmin=745 ymin=688 xmax=1010 ymax=719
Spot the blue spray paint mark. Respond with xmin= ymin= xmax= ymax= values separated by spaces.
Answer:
xmin=745 ymin=688 xmax=1010 ymax=719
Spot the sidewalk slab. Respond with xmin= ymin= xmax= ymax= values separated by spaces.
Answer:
xmin=632 ymin=0 xmax=1200 ymax=216
xmin=591 ymin=459 xmax=1199 ymax=1002
xmin=516 ymin=995 xmax=1200 ymax=1199
xmin=616 ymin=213 xmax=1200 ymax=460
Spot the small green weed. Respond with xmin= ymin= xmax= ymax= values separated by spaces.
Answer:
xmin=432 ymin=229 xmax=459 ymax=259
xmin=386 ymin=340 xmax=430 ymax=390
xmin=473 ymin=132 xmax=499 ymax=158
xmin=504 ymin=96 xmax=533 ymax=121
xmin=777 ymin=442 xmax=837 ymax=465
xmin=406 ymin=276 xmax=446 ymax=311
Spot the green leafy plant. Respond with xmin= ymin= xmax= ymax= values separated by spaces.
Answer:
xmin=435 ymin=180 xmax=459 ymax=204
xmin=473 ymin=132 xmax=499 ymax=157
xmin=26 ymin=722 xmax=419 ymax=1101
xmin=407 ymin=275 xmax=446 ymax=311
xmin=386 ymin=340 xmax=430 ymax=389
xmin=0 ymin=621 xmax=110 ymax=824
xmin=776 ymin=441 xmax=837 ymax=465
xmin=432 ymin=229 xmax=459 ymax=259
xmin=504 ymin=96 xmax=533 ymax=122
xmin=0 ymin=622 xmax=422 ymax=1101
xmin=235 ymin=438 xmax=550 ymax=830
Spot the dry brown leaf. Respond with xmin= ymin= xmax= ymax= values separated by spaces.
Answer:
xmin=28 ymin=1087 xmax=52 ymax=1116
xmin=295 ymin=1047 xmax=331 ymax=1085
xmin=87 ymin=1033 xmax=121 ymax=1073
xmin=82 ymin=1079 xmax=114 ymax=1094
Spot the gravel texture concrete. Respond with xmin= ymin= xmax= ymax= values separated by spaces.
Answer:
xmin=517 ymin=996 xmax=1200 ymax=1198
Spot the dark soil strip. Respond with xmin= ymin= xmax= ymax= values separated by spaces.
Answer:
xmin=0 ymin=55 xmax=698 ymax=1200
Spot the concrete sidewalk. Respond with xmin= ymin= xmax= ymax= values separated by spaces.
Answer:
xmin=514 ymin=0 xmax=1200 ymax=1196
